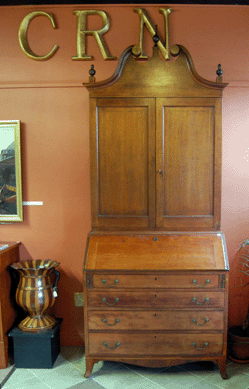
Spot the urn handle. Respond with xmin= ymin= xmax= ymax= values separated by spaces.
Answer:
xmin=52 ymin=269 xmax=60 ymax=298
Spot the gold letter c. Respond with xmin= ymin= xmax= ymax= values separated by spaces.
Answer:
xmin=18 ymin=11 xmax=58 ymax=61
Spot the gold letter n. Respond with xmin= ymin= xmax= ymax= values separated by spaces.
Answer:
xmin=133 ymin=8 xmax=172 ymax=60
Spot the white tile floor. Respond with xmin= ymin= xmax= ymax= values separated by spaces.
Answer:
xmin=2 ymin=347 xmax=249 ymax=389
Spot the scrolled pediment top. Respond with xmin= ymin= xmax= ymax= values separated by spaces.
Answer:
xmin=174 ymin=44 xmax=228 ymax=90
xmin=83 ymin=44 xmax=228 ymax=93
xmin=83 ymin=46 xmax=133 ymax=90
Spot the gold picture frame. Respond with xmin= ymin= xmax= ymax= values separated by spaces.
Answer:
xmin=0 ymin=120 xmax=23 ymax=222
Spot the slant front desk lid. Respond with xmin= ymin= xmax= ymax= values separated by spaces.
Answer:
xmin=85 ymin=233 xmax=228 ymax=271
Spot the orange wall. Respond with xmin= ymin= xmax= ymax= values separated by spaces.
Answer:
xmin=0 ymin=4 xmax=249 ymax=344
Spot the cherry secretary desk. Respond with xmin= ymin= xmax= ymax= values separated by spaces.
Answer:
xmin=83 ymin=42 xmax=229 ymax=379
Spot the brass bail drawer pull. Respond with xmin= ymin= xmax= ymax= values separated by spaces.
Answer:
xmin=103 ymin=318 xmax=120 ymax=326
xmin=192 ymin=297 xmax=210 ymax=305
xmin=193 ymin=279 xmax=210 ymax=288
xmin=102 ymin=279 xmax=119 ymax=287
xmin=192 ymin=318 xmax=209 ymax=326
xmin=192 ymin=342 xmax=209 ymax=350
xmin=102 ymin=297 xmax=119 ymax=305
xmin=103 ymin=341 xmax=120 ymax=350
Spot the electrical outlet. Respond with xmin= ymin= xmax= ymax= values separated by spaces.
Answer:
xmin=74 ymin=292 xmax=84 ymax=307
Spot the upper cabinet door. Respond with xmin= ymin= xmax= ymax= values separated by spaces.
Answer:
xmin=90 ymin=97 xmax=156 ymax=229
xmin=156 ymin=98 xmax=222 ymax=231
xmin=85 ymin=44 xmax=227 ymax=231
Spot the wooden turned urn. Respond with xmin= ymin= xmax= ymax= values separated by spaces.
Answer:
xmin=11 ymin=259 xmax=60 ymax=332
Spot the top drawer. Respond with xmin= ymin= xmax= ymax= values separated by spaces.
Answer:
xmin=90 ymin=274 xmax=220 ymax=289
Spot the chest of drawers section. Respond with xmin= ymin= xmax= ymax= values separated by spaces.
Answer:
xmin=83 ymin=271 xmax=228 ymax=378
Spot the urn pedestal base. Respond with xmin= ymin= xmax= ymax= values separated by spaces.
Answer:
xmin=18 ymin=315 xmax=56 ymax=332
xmin=8 ymin=318 xmax=63 ymax=369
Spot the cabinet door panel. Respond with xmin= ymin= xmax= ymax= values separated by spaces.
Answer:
xmin=90 ymin=98 xmax=155 ymax=228
xmin=156 ymin=98 xmax=221 ymax=230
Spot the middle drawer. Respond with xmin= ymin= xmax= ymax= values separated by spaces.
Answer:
xmin=87 ymin=290 xmax=225 ymax=309
xmin=88 ymin=310 xmax=224 ymax=331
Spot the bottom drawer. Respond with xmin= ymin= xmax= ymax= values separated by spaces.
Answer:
xmin=89 ymin=333 xmax=223 ymax=356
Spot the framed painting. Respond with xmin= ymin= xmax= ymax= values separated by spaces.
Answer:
xmin=0 ymin=120 xmax=23 ymax=222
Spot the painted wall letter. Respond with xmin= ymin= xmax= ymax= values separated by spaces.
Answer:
xmin=18 ymin=11 xmax=58 ymax=61
xmin=72 ymin=10 xmax=116 ymax=60
xmin=133 ymin=8 xmax=172 ymax=60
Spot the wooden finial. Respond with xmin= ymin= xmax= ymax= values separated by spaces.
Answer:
xmin=153 ymin=25 xmax=160 ymax=47
xmin=89 ymin=64 xmax=96 ymax=83
xmin=216 ymin=64 xmax=223 ymax=83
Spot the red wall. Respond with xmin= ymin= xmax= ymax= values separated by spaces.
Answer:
xmin=0 ymin=4 xmax=248 ymax=344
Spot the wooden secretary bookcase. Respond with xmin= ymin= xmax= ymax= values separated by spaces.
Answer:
xmin=83 ymin=43 xmax=229 ymax=379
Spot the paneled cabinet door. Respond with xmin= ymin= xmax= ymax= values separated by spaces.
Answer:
xmin=90 ymin=97 xmax=156 ymax=229
xmin=156 ymin=98 xmax=222 ymax=230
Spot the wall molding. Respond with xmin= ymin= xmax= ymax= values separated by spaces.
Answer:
xmin=226 ymin=81 xmax=249 ymax=88
xmin=0 ymin=82 xmax=84 ymax=89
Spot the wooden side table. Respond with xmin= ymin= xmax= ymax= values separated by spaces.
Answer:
xmin=0 ymin=242 xmax=20 ymax=369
